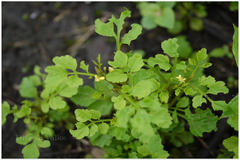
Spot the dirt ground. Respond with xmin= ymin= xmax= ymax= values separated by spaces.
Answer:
xmin=2 ymin=2 xmax=238 ymax=158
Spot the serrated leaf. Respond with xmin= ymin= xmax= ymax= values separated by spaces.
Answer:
xmin=108 ymin=50 xmax=128 ymax=68
xmin=223 ymin=136 xmax=238 ymax=158
xmin=148 ymin=54 xmax=171 ymax=71
xmin=19 ymin=77 xmax=38 ymax=98
xmin=22 ymin=142 xmax=40 ymax=158
xmin=161 ymin=38 xmax=179 ymax=57
xmin=207 ymin=81 xmax=229 ymax=95
xmin=35 ymin=138 xmax=51 ymax=148
xmin=71 ymin=86 xmax=97 ymax=107
xmin=80 ymin=60 xmax=89 ymax=72
xmin=192 ymin=95 xmax=207 ymax=108
xmin=16 ymin=134 xmax=33 ymax=145
xmin=232 ymin=25 xmax=238 ymax=66
xmin=176 ymin=96 xmax=190 ymax=108
xmin=121 ymin=24 xmax=142 ymax=45
xmin=2 ymin=101 xmax=11 ymax=125
xmin=199 ymin=75 xmax=216 ymax=87
xmin=29 ymin=75 xmax=41 ymax=86
xmin=186 ymin=108 xmax=218 ymax=137
xmin=41 ymin=127 xmax=54 ymax=138
xmin=131 ymin=79 xmax=159 ymax=99
xmin=95 ymin=19 xmax=115 ymax=37
xmin=111 ymin=95 xmax=126 ymax=110
xmin=106 ymin=70 xmax=128 ymax=83
xmin=98 ymin=123 xmax=109 ymax=134
xmin=89 ymin=133 xmax=112 ymax=147
xmin=115 ymin=106 xmax=134 ymax=128
xmin=150 ymin=106 xmax=172 ymax=128
xmin=221 ymin=95 xmax=238 ymax=131
xmin=211 ymin=101 xmax=227 ymax=111
xmin=58 ymin=84 xmax=78 ymax=98
xmin=70 ymin=123 xmax=89 ymax=140
xmin=139 ymin=93 xmax=160 ymax=111
xmin=49 ymin=96 xmax=66 ymax=110
xmin=75 ymin=109 xmax=91 ymax=122
xmin=53 ymin=55 xmax=77 ymax=71
xmin=88 ymin=100 xmax=112 ymax=116
xmin=128 ymin=54 xmax=144 ymax=72
xmin=110 ymin=9 xmax=131 ymax=34
xmin=176 ymin=61 xmax=187 ymax=70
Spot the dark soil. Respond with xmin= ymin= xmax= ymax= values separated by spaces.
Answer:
xmin=2 ymin=2 xmax=238 ymax=158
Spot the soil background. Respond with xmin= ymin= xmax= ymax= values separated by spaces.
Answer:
xmin=2 ymin=2 xmax=238 ymax=158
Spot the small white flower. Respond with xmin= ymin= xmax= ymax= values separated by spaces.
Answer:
xmin=176 ymin=75 xmax=186 ymax=83
xmin=108 ymin=67 xmax=114 ymax=72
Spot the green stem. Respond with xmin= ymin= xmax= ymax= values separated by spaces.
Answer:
xmin=71 ymin=71 xmax=96 ymax=77
xmin=92 ymin=119 xmax=112 ymax=124
xmin=120 ymin=91 xmax=139 ymax=109
xmin=188 ymin=83 xmax=213 ymax=103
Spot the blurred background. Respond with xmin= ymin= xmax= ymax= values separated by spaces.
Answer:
xmin=2 ymin=2 xmax=238 ymax=158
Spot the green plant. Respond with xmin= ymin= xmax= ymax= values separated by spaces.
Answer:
xmin=2 ymin=9 xmax=238 ymax=158
xmin=137 ymin=2 xmax=208 ymax=33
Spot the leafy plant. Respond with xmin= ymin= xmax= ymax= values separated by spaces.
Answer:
xmin=137 ymin=2 xmax=208 ymax=33
xmin=2 ymin=9 xmax=238 ymax=158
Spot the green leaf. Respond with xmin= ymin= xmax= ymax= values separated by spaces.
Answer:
xmin=128 ymin=54 xmax=144 ymax=72
xmin=2 ymin=101 xmax=11 ymax=125
xmin=58 ymin=84 xmax=78 ymax=98
xmin=222 ymin=95 xmax=238 ymax=131
xmin=106 ymin=70 xmax=128 ymax=83
xmin=223 ymin=136 xmax=238 ymax=158
xmin=22 ymin=142 xmax=40 ymax=158
xmin=16 ymin=134 xmax=33 ymax=145
xmin=176 ymin=35 xmax=193 ymax=58
xmin=89 ymin=110 xmax=101 ymax=120
xmin=89 ymin=123 xmax=98 ymax=137
xmin=35 ymin=138 xmax=51 ymax=148
xmin=19 ymin=77 xmax=38 ymax=98
xmin=192 ymin=95 xmax=207 ymax=108
xmin=137 ymin=135 xmax=169 ymax=158
xmin=207 ymin=81 xmax=229 ymax=95
xmin=176 ymin=96 xmax=190 ymax=108
xmin=66 ymin=75 xmax=83 ymax=88
xmin=211 ymin=100 xmax=227 ymax=111
xmin=131 ymin=79 xmax=159 ymax=99
xmin=148 ymin=54 xmax=171 ymax=71
xmin=98 ymin=123 xmax=109 ymax=134
xmin=199 ymin=75 xmax=216 ymax=87
xmin=190 ymin=18 xmax=203 ymax=31
xmin=80 ymin=60 xmax=89 ymax=72
xmin=15 ymin=105 xmax=31 ymax=119
xmin=159 ymin=90 xmax=169 ymax=103
xmin=95 ymin=19 xmax=115 ymax=37
xmin=29 ymin=75 xmax=41 ymax=86
xmin=70 ymin=123 xmax=89 ymax=140
xmin=71 ymin=86 xmax=98 ymax=107
xmin=75 ymin=109 xmax=91 ymax=122
xmin=150 ymin=106 xmax=172 ymax=128
xmin=232 ymin=25 xmax=238 ymax=66
xmin=53 ymin=55 xmax=77 ymax=71
xmin=111 ymin=95 xmax=126 ymax=110
xmin=88 ymin=99 xmax=112 ymax=116
xmin=186 ymin=108 xmax=218 ymax=137
xmin=49 ymin=96 xmax=66 ymax=110
xmin=110 ymin=9 xmax=131 ymax=33
xmin=108 ymin=126 xmax=130 ymax=142
xmin=41 ymin=101 xmax=49 ymax=113
xmin=141 ymin=15 xmax=157 ymax=30
xmin=130 ymin=109 xmax=155 ymax=143
xmin=154 ymin=7 xmax=175 ymax=29
xmin=108 ymin=50 xmax=128 ymax=68
xmin=161 ymin=38 xmax=179 ymax=57
xmin=115 ymin=106 xmax=134 ymax=128
xmin=121 ymin=24 xmax=142 ymax=45
xmin=89 ymin=133 xmax=112 ymax=147
xmin=41 ymin=127 xmax=54 ymax=138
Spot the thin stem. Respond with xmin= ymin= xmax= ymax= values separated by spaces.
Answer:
xmin=71 ymin=71 xmax=96 ymax=77
xmin=92 ymin=119 xmax=112 ymax=124
xmin=120 ymin=91 xmax=139 ymax=109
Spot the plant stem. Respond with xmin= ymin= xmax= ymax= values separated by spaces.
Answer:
xmin=71 ymin=71 xmax=96 ymax=77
